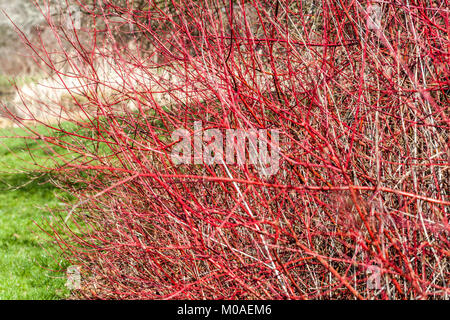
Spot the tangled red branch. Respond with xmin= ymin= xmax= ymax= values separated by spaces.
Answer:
xmin=6 ymin=0 xmax=449 ymax=299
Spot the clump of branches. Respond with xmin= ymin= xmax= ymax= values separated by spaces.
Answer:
xmin=8 ymin=0 xmax=449 ymax=299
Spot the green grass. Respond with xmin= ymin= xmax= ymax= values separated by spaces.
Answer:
xmin=0 ymin=118 xmax=149 ymax=299
xmin=0 ymin=125 xmax=71 ymax=299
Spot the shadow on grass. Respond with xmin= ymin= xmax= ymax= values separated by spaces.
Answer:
xmin=0 ymin=171 xmax=70 ymax=299
xmin=0 ymin=137 xmax=42 ymax=154
xmin=0 ymin=172 xmax=60 ymax=195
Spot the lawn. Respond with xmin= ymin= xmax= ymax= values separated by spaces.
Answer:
xmin=0 ymin=124 xmax=71 ymax=299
